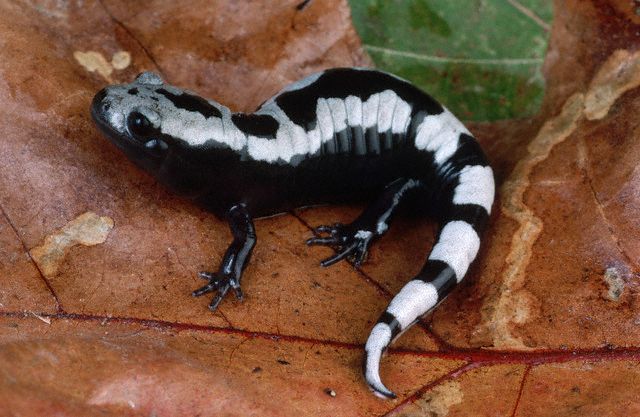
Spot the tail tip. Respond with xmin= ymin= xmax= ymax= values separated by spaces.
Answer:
xmin=364 ymin=321 xmax=397 ymax=399
xmin=367 ymin=379 xmax=397 ymax=400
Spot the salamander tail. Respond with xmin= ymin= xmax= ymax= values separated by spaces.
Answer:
xmin=362 ymin=260 xmax=461 ymax=399
xmin=363 ymin=318 xmax=400 ymax=399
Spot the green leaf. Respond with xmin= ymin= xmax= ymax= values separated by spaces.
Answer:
xmin=348 ymin=0 xmax=552 ymax=121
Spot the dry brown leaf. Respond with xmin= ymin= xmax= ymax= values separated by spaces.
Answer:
xmin=1 ymin=1 xmax=639 ymax=416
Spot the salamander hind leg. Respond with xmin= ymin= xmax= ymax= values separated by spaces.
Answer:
xmin=193 ymin=203 xmax=256 ymax=311
xmin=306 ymin=178 xmax=423 ymax=268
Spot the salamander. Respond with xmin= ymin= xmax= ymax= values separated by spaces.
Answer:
xmin=90 ymin=68 xmax=495 ymax=399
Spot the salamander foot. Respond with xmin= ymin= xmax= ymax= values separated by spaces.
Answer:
xmin=192 ymin=203 xmax=255 ymax=313
xmin=306 ymin=223 xmax=375 ymax=267
xmin=193 ymin=271 xmax=244 ymax=311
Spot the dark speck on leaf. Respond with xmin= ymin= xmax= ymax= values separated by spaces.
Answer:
xmin=277 ymin=359 xmax=290 ymax=365
xmin=295 ymin=0 xmax=311 ymax=11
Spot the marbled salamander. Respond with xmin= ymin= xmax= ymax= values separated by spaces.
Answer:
xmin=91 ymin=68 xmax=495 ymax=399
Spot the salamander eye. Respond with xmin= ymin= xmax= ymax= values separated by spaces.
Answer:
xmin=127 ymin=111 xmax=153 ymax=138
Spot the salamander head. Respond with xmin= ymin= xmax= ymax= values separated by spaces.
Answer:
xmin=91 ymin=71 xmax=227 ymax=175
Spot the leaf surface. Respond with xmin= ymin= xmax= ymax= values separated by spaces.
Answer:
xmin=0 ymin=1 xmax=639 ymax=416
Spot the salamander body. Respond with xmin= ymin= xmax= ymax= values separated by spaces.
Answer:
xmin=91 ymin=68 xmax=495 ymax=398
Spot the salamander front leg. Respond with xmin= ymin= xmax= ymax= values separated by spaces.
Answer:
xmin=307 ymin=178 xmax=422 ymax=267
xmin=193 ymin=203 xmax=256 ymax=311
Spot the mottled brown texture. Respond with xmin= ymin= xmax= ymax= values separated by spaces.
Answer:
xmin=0 ymin=211 xmax=57 ymax=313
xmin=1 ymin=0 xmax=639 ymax=416
xmin=0 ymin=316 xmax=461 ymax=416
xmin=388 ymin=364 xmax=527 ymax=417
xmin=516 ymin=361 xmax=640 ymax=417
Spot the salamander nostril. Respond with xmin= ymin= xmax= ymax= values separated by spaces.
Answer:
xmin=91 ymin=88 xmax=108 ymax=115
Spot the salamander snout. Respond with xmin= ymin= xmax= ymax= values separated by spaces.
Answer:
xmin=91 ymin=88 xmax=110 ymax=118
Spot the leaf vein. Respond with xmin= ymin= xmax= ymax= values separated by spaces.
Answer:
xmin=364 ymin=45 xmax=544 ymax=65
